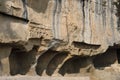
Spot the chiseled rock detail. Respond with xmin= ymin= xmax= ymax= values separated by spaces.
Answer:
xmin=27 ymin=0 xmax=120 ymax=56
xmin=0 ymin=0 xmax=120 ymax=55
xmin=0 ymin=0 xmax=120 ymax=79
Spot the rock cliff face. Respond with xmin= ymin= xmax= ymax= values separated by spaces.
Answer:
xmin=0 ymin=0 xmax=120 ymax=80
xmin=27 ymin=0 xmax=120 ymax=56
xmin=0 ymin=0 xmax=120 ymax=55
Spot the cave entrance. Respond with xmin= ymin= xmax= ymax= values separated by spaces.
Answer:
xmin=93 ymin=48 xmax=118 ymax=69
xmin=117 ymin=49 xmax=120 ymax=64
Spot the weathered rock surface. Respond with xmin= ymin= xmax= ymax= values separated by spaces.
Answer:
xmin=0 ymin=0 xmax=120 ymax=80
xmin=0 ymin=76 xmax=90 ymax=80
xmin=0 ymin=0 xmax=120 ymax=55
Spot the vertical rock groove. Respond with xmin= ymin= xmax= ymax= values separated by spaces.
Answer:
xmin=22 ymin=0 xmax=28 ymax=19
xmin=80 ymin=0 xmax=85 ymax=40
xmin=53 ymin=0 xmax=62 ymax=39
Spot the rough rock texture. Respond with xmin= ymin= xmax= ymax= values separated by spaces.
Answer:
xmin=27 ymin=0 xmax=120 ymax=56
xmin=0 ymin=0 xmax=120 ymax=55
xmin=0 ymin=76 xmax=90 ymax=80
xmin=0 ymin=0 xmax=120 ymax=80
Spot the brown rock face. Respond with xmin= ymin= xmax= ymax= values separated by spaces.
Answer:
xmin=0 ymin=0 xmax=120 ymax=80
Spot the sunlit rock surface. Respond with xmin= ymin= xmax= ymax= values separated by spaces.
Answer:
xmin=0 ymin=0 xmax=120 ymax=80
